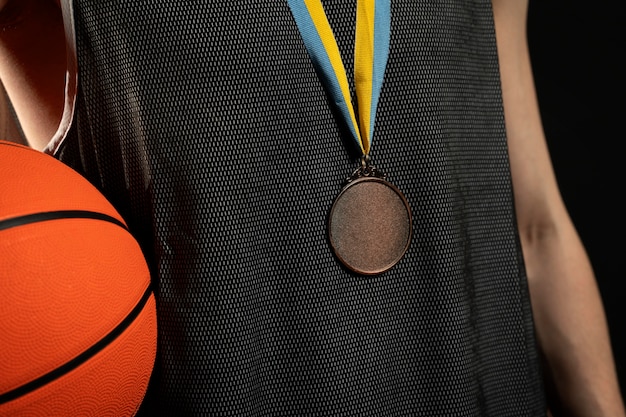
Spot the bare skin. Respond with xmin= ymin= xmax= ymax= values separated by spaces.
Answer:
xmin=1 ymin=0 xmax=624 ymax=415
xmin=493 ymin=0 xmax=625 ymax=415
xmin=0 ymin=0 xmax=65 ymax=150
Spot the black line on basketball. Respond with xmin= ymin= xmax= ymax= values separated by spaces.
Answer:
xmin=0 ymin=210 xmax=127 ymax=232
xmin=0 ymin=286 xmax=153 ymax=405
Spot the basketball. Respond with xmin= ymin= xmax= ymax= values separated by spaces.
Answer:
xmin=0 ymin=141 xmax=157 ymax=416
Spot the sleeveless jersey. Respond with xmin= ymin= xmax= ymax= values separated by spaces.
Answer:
xmin=56 ymin=0 xmax=546 ymax=415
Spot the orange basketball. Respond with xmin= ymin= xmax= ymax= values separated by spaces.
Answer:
xmin=0 ymin=141 xmax=157 ymax=416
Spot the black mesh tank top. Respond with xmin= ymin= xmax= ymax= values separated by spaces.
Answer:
xmin=56 ymin=0 xmax=546 ymax=415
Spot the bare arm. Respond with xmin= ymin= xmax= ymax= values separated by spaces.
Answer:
xmin=491 ymin=0 xmax=625 ymax=415
xmin=0 ymin=0 xmax=65 ymax=150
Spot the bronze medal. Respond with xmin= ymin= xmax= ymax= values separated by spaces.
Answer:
xmin=328 ymin=161 xmax=412 ymax=275
xmin=286 ymin=0 xmax=406 ymax=274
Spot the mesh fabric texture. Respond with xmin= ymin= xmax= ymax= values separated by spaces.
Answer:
xmin=57 ymin=0 xmax=546 ymax=415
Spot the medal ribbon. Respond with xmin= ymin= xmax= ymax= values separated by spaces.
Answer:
xmin=287 ymin=0 xmax=391 ymax=155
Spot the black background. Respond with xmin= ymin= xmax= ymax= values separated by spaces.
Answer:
xmin=527 ymin=0 xmax=625 ymax=398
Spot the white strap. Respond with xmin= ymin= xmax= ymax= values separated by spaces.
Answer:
xmin=44 ymin=0 xmax=77 ymax=156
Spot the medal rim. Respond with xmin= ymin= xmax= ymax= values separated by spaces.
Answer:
xmin=328 ymin=176 xmax=413 ymax=276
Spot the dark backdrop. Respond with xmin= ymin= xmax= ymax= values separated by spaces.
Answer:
xmin=527 ymin=0 xmax=625 ymax=399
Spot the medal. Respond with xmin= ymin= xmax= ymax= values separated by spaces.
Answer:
xmin=328 ymin=155 xmax=412 ymax=275
xmin=288 ymin=0 xmax=411 ymax=274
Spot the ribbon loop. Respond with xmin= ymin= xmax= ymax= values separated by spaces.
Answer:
xmin=287 ymin=0 xmax=391 ymax=156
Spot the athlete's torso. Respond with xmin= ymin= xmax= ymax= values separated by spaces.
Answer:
xmin=57 ymin=1 xmax=545 ymax=415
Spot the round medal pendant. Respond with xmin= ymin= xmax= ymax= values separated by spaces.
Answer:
xmin=328 ymin=175 xmax=412 ymax=275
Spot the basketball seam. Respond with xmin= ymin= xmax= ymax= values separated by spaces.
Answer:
xmin=0 ymin=286 xmax=153 ymax=405
xmin=0 ymin=210 xmax=127 ymax=231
